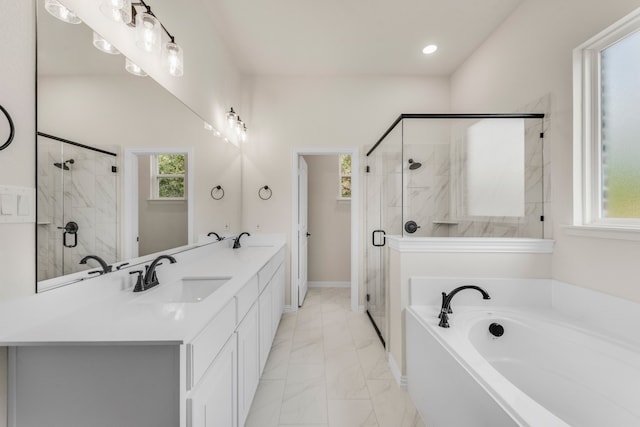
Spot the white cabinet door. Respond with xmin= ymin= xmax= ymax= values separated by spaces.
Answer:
xmin=258 ymin=284 xmax=273 ymax=375
xmin=188 ymin=334 xmax=237 ymax=427
xmin=237 ymin=303 xmax=260 ymax=427
xmin=271 ymin=264 xmax=285 ymax=339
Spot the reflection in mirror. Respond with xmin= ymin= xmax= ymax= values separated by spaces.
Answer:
xmin=36 ymin=0 xmax=242 ymax=291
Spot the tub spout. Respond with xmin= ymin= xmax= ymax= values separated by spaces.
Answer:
xmin=438 ymin=285 xmax=491 ymax=328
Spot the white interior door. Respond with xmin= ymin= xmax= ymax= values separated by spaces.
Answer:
xmin=298 ymin=156 xmax=309 ymax=306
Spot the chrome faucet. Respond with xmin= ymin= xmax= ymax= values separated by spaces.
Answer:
xmin=438 ymin=285 xmax=491 ymax=328
xmin=232 ymin=232 xmax=251 ymax=249
xmin=131 ymin=254 xmax=177 ymax=292
xmin=79 ymin=255 xmax=112 ymax=275
xmin=207 ymin=232 xmax=224 ymax=241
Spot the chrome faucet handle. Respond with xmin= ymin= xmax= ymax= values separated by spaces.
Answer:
xmin=129 ymin=270 xmax=144 ymax=292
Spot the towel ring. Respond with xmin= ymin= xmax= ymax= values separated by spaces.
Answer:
xmin=258 ymin=185 xmax=272 ymax=200
xmin=210 ymin=185 xmax=225 ymax=200
xmin=0 ymin=104 xmax=15 ymax=152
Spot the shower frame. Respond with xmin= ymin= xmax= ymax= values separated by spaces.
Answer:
xmin=364 ymin=112 xmax=545 ymax=346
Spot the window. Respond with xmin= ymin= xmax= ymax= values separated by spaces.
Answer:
xmin=152 ymin=153 xmax=186 ymax=199
xmin=339 ymin=154 xmax=351 ymax=199
xmin=574 ymin=10 xmax=640 ymax=228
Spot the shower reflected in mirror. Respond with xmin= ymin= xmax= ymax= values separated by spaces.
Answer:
xmin=408 ymin=158 xmax=422 ymax=170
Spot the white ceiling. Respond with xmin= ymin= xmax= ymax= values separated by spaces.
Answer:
xmin=202 ymin=0 xmax=524 ymax=76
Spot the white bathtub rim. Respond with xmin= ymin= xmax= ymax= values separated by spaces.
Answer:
xmin=407 ymin=306 xmax=570 ymax=427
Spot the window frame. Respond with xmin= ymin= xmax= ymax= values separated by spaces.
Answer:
xmin=338 ymin=153 xmax=352 ymax=200
xmin=574 ymin=9 xmax=640 ymax=230
xmin=150 ymin=153 xmax=187 ymax=201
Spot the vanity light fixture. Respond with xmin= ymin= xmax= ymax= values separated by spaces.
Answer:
xmin=422 ymin=44 xmax=438 ymax=55
xmin=44 ymin=0 xmax=82 ymax=24
xmin=99 ymin=0 xmax=132 ymax=24
xmin=225 ymin=107 xmax=248 ymax=142
xmin=125 ymin=57 xmax=147 ymax=76
xmin=93 ymin=32 xmax=121 ymax=55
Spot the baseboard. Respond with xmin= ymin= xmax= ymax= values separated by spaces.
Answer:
xmin=388 ymin=351 xmax=408 ymax=390
xmin=308 ymin=281 xmax=351 ymax=288
xmin=357 ymin=305 xmax=365 ymax=313
xmin=282 ymin=305 xmax=296 ymax=313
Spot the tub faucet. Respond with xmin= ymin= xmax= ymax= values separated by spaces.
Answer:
xmin=233 ymin=232 xmax=251 ymax=249
xmin=79 ymin=255 xmax=112 ymax=275
xmin=135 ymin=254 xmax=177 ymax=292
xmin=438 ymin=285 xmax=491 ymax=328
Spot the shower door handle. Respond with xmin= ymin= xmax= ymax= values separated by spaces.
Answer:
xmin=372 ymin=229 xmax=386 ymax=247
xmin=58 ymin=221 xmax=79 ymax=248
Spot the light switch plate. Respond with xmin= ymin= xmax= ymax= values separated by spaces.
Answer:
xmin=0 ymin=186 xmax=35 ymax=223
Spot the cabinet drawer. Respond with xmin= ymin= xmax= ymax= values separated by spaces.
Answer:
xmin=236 ymin=275 xmax=258 ymax=324
xmin=187 ymin=300 xmax=236 ymax=390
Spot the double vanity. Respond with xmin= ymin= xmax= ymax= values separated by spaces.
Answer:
xmin=0 ymin=235 xmax=286 ymax=427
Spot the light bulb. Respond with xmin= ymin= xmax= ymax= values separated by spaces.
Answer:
xmin=93 ymin=32 xmax=120 ymax=55
xmin=204 ymin=122 xmax=213 ymax=131
xmin=125 ymin=58 xmax=147 ymax=77
xmin=163 ymin=42 xmax=184 ymax=77
xmin=44 ymin=0 xmax=82 ymax=24
xmin=99 ymin=0 xmax=132 ymax=24
xmin=135 ymin=12 xmax=161 ymax=53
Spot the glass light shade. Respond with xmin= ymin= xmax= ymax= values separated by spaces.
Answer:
xmin=99 ymin=0 xmax=132 ymax=24
xmin=93 ymin=32 xmax=120 ymax=55
xmin=163 ymin=42 xmax=184 ymax=77
xmin=44 ymin=0 xmax=82 ymax=24
xmin=204 ymin=122 xmax=213 ymax=131
xmin=226 ymin=108 xmax=237 ymax=129
xmin=235 ymin=117 xmax=244 ymax=135
xmin=125 ymin=58 xmax=147 ymax=77
xmin=240 ymin=124 xmax=248 ymax=142
xmin=135 ymin=12 xmax=161 ymax=53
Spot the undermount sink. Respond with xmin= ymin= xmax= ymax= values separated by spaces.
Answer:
xmin=139 ymin=276 xmax=231 ymax=303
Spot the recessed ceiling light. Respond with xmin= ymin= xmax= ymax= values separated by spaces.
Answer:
xmin=422 ymin=45 xmax=438 ymax=55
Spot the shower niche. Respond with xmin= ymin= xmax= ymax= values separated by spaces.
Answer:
xmin=37 ymin=134 xmax=118 ymax=281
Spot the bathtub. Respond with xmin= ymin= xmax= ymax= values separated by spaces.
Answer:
xmin=406 ymin=292 xmax=640 ymax=426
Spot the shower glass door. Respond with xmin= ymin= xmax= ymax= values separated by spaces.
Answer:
xmin=365 ymin=124 xmax=403 ymax=345
xmin=37 ymin=134 xmax=118 ymax=281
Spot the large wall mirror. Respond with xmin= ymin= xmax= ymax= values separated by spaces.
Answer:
xmin=36 ymin=0 xmax=242 ymax=291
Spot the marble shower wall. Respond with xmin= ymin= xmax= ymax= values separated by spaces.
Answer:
xmin=37 ymin=136 xmax=118 ymax=281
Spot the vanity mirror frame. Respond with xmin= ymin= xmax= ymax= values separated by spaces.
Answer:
xmin=34 ymin=0 xmax=241 ymax=292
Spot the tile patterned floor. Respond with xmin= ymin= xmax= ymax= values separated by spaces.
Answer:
xmin=245 ymin=287 xmax=426 ymax=427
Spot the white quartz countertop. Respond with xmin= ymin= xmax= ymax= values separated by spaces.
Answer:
xmin=0 ymin=237 xmax=285 ymax=346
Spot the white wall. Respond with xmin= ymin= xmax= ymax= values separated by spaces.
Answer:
xmin=137 ymin=155 xmax=188 ymax=256
xmin=243 ymin=75 xmax=450 ymax=305
xmin=450 ymin=0 xmax=640 ymax=303
xmin=0 ymin=1 xmax=35 ymax=421
xmin=305 ymin=155 xmax=350 ymax=283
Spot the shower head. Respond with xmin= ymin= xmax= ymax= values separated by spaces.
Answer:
xmin=408 ymin=158 xmax=422 ymax=170
xmin=53 ymin=159 xmax=74 ymax=170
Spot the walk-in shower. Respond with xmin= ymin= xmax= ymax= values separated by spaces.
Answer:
xmin=37 ymin=132 xmax=118 ymax=282
xmin=364 ymin=113 xmax=547 ymax=344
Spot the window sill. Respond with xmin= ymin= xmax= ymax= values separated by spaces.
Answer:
xmin=564 ymin=225 xmax=640 ymax=241
xmin=147 ymin=198 xmax=187 ymax=202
